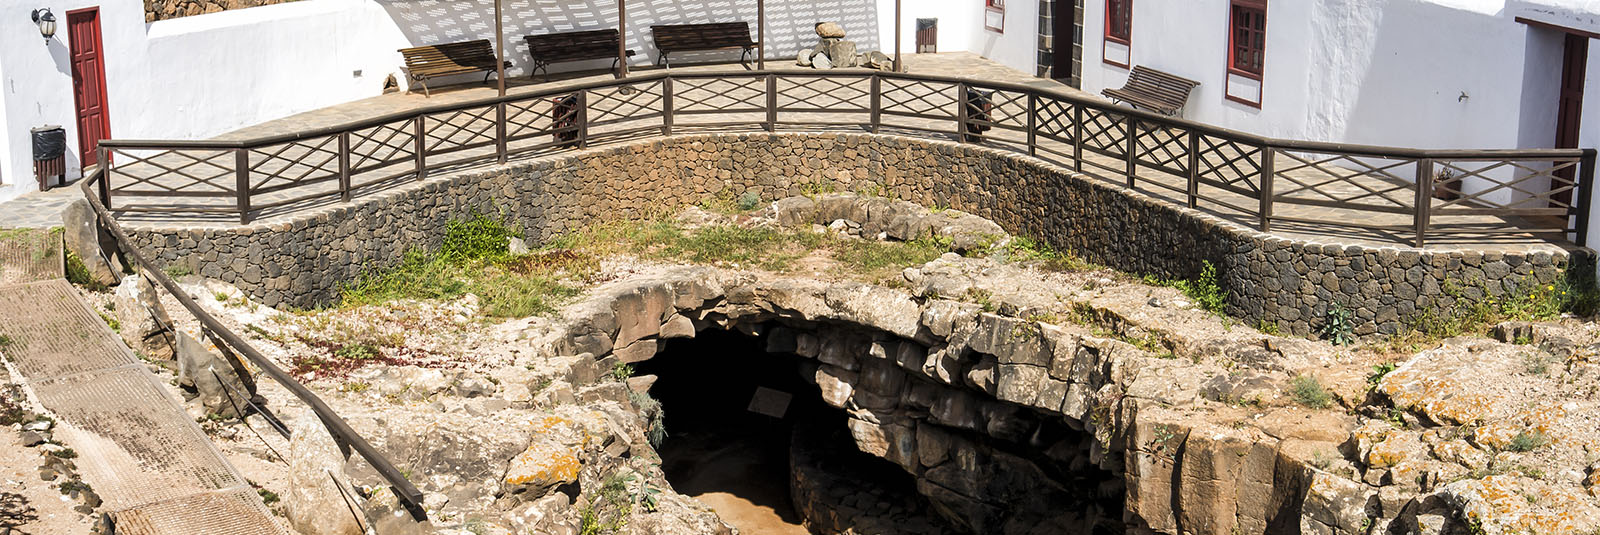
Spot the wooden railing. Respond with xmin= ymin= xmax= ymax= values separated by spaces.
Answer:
xmin=96 ymin=70 xmax=1595 ymax=247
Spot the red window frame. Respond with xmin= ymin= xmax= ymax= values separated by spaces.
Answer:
xmin=1102 ymin=0 xmax=1132 ymax=68
xmin=1227 ymin=0 xmax=1266 ymax=79
xmin=1225 ymin=0 xmax=1266 ymax=107
xmin=985 ymin=0 xmax=1005 ymax=33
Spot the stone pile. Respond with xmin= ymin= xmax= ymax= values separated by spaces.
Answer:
xmin=797 ymin=22 xmax=894 ymax=71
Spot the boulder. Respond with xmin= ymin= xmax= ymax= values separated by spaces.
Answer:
xmin=796 ymin=48 xmax=815 ymax=67
xmin=812 ymin=52 xmax=835 ymax=70
xmin=815 ymin=21 xmax=846 ymax=38
xmin=286 ymin=416 xmax=364 ymax=535
xmin=816 ymin=39 xmax=858 ymax=68
xmin=112 ymin=274 xmax=174 ymax=361
xmin=62 ymin=198 xmax=119 ymax=287
xmin=174 ymin=329 xmax=250 ymax=418
xmin=861 ymin=51 xmax=893 ymax=71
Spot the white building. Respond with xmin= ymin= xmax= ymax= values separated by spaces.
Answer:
xmin=5 ymin=0 xmax=1600 ymax=242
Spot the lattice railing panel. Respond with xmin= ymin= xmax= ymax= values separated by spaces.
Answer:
xmin=776 ymin=76 xmax=870 ymax=111
xmin=248 ymin=135 xmax=339 ymax=191
xmin=423 ymin=105 xmax=497 ymax=153
xmin=967 ymin=88 xmax=1029 ymax=131
xmin=349 ymin=119 xmax=416 ymax=173
xmin=106 ymin=148 xmax=236 ymax=195
xmin=587 ymin=80 xmax=665 ymax=124
xmin=1033 ymin=98 xmax=1077 ymax=143
xmin=1195 ymin=134 xmax=1263 ymax=194
xmin=505 ymin=95 xmax=579 ymax=140
xmin=881 ymin=78 xmax=957 ymax=118
xmin=1133 ymin=122 xmax=1188 ymax=175
xmin=1274 ymin=152 xmax=1415 ymax=209
xmin=1079 ymin=107 xmax=1128 ymax=157
xmin=674 ymin=77 xmax=764 ymax=113
xmin=1432 ymin=158 xmax=1583 ymax=212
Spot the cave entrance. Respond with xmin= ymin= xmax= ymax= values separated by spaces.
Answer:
xmin=636 ymin=327 xmax=949 ymax=535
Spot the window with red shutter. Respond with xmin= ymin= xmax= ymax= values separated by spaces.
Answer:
xmin=1103 ymin=0 xmax=1132 ymax=67
xmin=1225 ymin=0 xmax=1266 ymax=107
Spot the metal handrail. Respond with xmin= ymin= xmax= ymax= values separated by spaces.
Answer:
xmin=77 ymin=170 xmax=429 ymax=520
xmin=94 ymin=69 xmax=1596 ymax=247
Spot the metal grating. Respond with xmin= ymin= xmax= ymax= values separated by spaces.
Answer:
xmin=110 ymin=488 xmax=291 ymax=535
xmin=0 ymin=280 xmax=136 ymax=379
xmin=33 ymin=366 xmax=250 ymax=510
xmin=0 ymin=228 xmax=63 ymax=285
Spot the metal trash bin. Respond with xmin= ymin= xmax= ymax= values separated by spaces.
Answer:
xmin=31 ymin=125 xmax=66 ymax=191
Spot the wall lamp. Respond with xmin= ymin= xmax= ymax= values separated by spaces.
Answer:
xmin=31 ymin=8 xmax=57 ymax=46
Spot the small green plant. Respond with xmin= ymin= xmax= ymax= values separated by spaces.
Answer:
xmin=1320 ymin=303 xmax=1356 ymax=346
xmin=736 ymin=191 xmax=762 ymax=211
xmin=214 ymin=291 xmax=231 ymax=303
xmin=339 ymin=381 xmax=371 ymax=393
xmin=50 ymin=447 xmax=78 ymax=459
xmin=610 ymin=362 xmax=634 ymax=382
xmin=1254 ymin=319 xmax=1280 ymax=335
xmin=440 ymin=211 xmax=519 ymax=261
xmin=1367 ymin=362 xmax=1398 ymax=391
xmin=629 ymin=390 xmax=667 ymax=448
xmin=1290 ymin=375 xmax=1333 ymax=409
xmin=1310 ymin=449 xmax=1337 ymax=470
xmin=97 ymin=311 xmax=121 ymax=333
xmin=1512 ymin=333 xmax=1533 ymax=345
xmin=162 ymin=263 xmax=194 ymax=278
xmin=64 ymin=251 xmax=107 ymax=291
xmin=1506 ymin=430 xmax=1548 ymax=452
xmin=257 ymin=488 xmax=280 ymax=505
xmin=0 ymin=334 xmax=14 ymax=349
xmin=1522 ymin=353 xmax=1555 ymax=376
xmin=333 ymin=343 xmax=382 ymax=361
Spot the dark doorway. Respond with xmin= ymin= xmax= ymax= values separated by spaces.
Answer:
xmin=67 ymin=7 xmax=111 ymax=169
xmin=1554 ymin=32 xmax=1588 ymax=207
xmin=1051 ymin=0 xmax=1080 ymax=85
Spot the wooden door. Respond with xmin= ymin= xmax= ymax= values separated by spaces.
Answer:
xmin=67 ymin=7 xmax=111 ymax=169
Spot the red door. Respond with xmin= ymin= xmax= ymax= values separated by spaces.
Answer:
xmin=1553 ymin=32 xmax=1588 ymax=206
xmin=67 ymin=7 xmax=111 ymax=169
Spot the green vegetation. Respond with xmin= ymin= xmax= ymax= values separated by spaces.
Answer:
xmin=256 ymin=488 xmax=280 ymax=505
xmin=64 ymin=251 xmax=106 ymax=291
xmin=1142 ymin=260 xmax=1225 ymax=315
xmin=1367 ymin=362 xmax=1398 ymax=391
xmin=162 ymin=264 xmax=194 ymax=278
xmin=1523 ymin=352 xmax=1557 ymax=376
xmin=97 ymin=310 xmax=121 ymax=333
xmin=630 ymin=390 xmax=667 ymax=448
xmin=1290 ymin=375 xmax=1333 ymax=409
xmin=578 ymin=473 xmax=635 ymax=535
xmin=1384 ymin=272 xmax=1600 ymax=351
xmin=1506 ymin=430 xmax=1549 ymax=453
xmin=0 ymin=334 xmax=14 ymax=349
xmin=610 ymin=362 xmax=634 ymax=382
xmin=1320 ymin=303 xmax=1355 ymax=346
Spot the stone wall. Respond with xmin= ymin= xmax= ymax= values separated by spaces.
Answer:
xmin=123 ymin=132 xmax=1583 ymax=336
xmin=144 ymin=0 xmax=296 ymax=22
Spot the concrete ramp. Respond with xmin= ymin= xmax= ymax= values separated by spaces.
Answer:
xmin=0 ymin=280 xmax=290 ymax=535
xmin=0 ymin=228 xmax=63 ymax=285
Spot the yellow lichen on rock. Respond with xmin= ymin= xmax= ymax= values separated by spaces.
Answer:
xmin=503 ymin=437 xmax=582 ymax=489
xmin=1443 ymin=475 xmax=1600 ymax=535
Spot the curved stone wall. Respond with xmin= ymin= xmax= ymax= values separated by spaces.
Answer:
xmin=125 ymin=132 xmax=1581 ymax=335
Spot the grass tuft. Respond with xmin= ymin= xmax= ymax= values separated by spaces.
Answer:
xmin=1290 ymin=375 xmax=1333 ymax=409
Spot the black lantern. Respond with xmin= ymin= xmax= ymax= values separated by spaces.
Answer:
xmin=31 ymin=8 xmax=56 ymax=45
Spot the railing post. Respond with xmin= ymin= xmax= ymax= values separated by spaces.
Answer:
xmin=234 ymin=148 xmax=251 ymax=225
xmin=1072 ymin=105 xmax=1084 ymax=172
xmin=765 ymin=74 xmax=778 ymax=132
xmin=1124 ymin=116 xmax=1137 ymax=188
xmin=870 ymin=75 xmax=882 ymax=135
xmin=577 ymin=90 xmax=590 ymax=149
xmin=956 ymin=82 xmax=969 ymax=142
xmin=337 ymin=132 xmax=352 ymax=203
xmin=495 ymin=102 xmax=508 ymax=164
xmin=1577 ymin=150 xmax=1596 ymax=247
xmin=1259 ymin=146 xmax=1275 ymax=232
xmin=1414 ymin=158 xmax=1434 ymax=248
xmin=97 ymin=146 xmax=111 ymax=209
xmin=1186 ymin=131 xmax=1199 ymax=209
xmin=1026 ymin=93 xmax=1037 ymax=157
xmin=413 ymin=115 xmax=427 ymax=181
xmin=662 ymin=76 xmax=675 ymax=136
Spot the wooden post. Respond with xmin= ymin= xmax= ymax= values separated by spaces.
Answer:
xmin=338 ymin=132 xmax=352 ymax=202
xmin=496 ymin=103 xmax=507 ymax=164
xmin=766 ymin=74 xmax=778 ymax=131
xmin=617 ymin=0 xmax=628 ymax=77
xmin=662 ymin=76 xmax=675 ymax=135
xmin=577 ymin=91 xmax=590 ymax=148
xmin=494 ymin=0 xmax=505 ymax=97
xmin=1124 ymin=116 xmax=1137 ymax=188
xmin=1579 ymin=150 xmax=1596 ymax=247
xmin=1413 ymin=158 xmax=1433 ymax=247
xmin=894 ymin=0 xmax=903 ymax=72
xmin=234 ymin=148 xmax=251 ymax=225
xmin=757 ymin=0 xmax=765 ymax=70
xmin=1186 ymin=131 xmax=1199 ymax=209
xmin=870 ymin=75 xmax=882 ymax=134
xmin=414 ymin=116 xmax=427 ymax=180
xmin=1026 ymin=93 xmax=1037 ymax=157
xmin=1072 ymin=105 xmax=1083 ymax=172
xmin=955 ymin=82 xmax=969 ymax=142
xmin=1260 ymin=147 xmax=1277 ymax=233
xmin=97 ymin=146 xmax=112 ymax=208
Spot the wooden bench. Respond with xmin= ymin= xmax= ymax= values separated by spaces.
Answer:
xmin=524 ymin=29 xmax=636 ymax=77
xmin=398 ymin=40 xmax=511 ymax=97
xmin=650 ymin=22 xmax=757 ymax=68
xmin=1101 ymin=65 xmax=1200 ymax=116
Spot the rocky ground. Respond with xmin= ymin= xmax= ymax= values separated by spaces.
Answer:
xmin=13 ymin=192 xmax=1600 ymax=535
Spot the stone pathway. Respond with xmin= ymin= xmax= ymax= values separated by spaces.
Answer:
xmin=0 ymin=183 xmax=86 ymax=229
xmin=0 ymin=279 xmax=288 ymax=535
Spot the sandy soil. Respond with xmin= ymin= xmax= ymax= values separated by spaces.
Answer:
xmin=0 ymin=428 xmax=98 ymax=535
xmin=662 ymin=432 xmax=810 ymax=535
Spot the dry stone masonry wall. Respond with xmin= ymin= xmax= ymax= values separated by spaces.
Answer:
xmin=123 ymin=133 xmax=1581 ymax=336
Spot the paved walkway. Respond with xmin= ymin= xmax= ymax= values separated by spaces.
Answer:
xmin=0 ymin=252 xmax=287 ymax=535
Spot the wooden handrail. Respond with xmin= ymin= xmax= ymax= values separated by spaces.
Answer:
xmin=93 ymin=70 xmax=1596 ymax=247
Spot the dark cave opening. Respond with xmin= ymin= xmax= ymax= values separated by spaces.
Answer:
xmin=636 ymin=327 xmax=953 ymax=535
